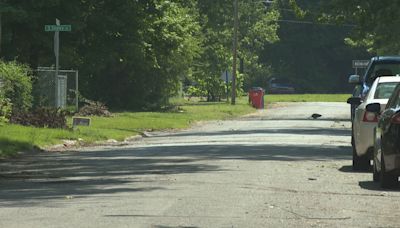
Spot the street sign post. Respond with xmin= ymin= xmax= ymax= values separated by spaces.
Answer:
xmin=352 ymin=60 xmax=370 ymax=76
xmin=352 ymin=60 xmax=370 ymax=69
xmin=221 ymin=71 xmax=232 ymax=102
xmin=45 ymin=25 xmax=72 ymax=32
xmin=45 ymin=19 xmax=71 ymax=107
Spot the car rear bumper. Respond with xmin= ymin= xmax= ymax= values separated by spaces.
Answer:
xmin=355 ymin=122 xmax=376 ymax=157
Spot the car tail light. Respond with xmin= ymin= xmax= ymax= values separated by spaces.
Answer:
xmin=363 ymin=111 xmax=378 ymax=122
xmin=391 ymin=113 xmax=400 ymax=124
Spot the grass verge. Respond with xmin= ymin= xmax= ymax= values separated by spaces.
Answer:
xmin=0 ymin=94 xmax=350 ymax=157
xmin=0 ymin=97 xmax=254 ymax=157
xmin=265 ymin=94 xmax=350 ymax=103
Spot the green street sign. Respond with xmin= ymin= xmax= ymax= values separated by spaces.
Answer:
xmin=45 ymin=25 xmax=72 ymax=32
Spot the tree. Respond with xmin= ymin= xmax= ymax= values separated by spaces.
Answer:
xmin=191 ymin=0 xmax=280 ymax=101
xmin=1 ymin=0 xmax=202 ymax=109
xmin=259 ymin=0 xmax=370 ymax=93
xmin=320 ymin=1 xmax=400 ymax=55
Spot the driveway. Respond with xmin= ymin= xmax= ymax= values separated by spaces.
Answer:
xmin=0 ymin=102 xmax=399 ymax=228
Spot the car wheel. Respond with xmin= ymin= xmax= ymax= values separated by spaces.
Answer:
xmin=373 ymin=160 xmax=380 ymax=182
xmin=373 ymin=129 xmax=380 ymax=182
xmin=380 ymin=154 xmax=398 ymax=188
xmin=352 ymin=137 xmax=370 ymax=171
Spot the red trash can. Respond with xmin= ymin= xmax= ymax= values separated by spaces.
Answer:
xmin=248 ymin=87 xmax=265 ymax=109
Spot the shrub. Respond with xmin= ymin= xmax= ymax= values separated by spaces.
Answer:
xmin=0 ymin=61 xmax=33 ymax=112
xmin=0 ymin=96 xmax=12 ymax=123
xmin=10 ymin=107 xmax=69 ymax=129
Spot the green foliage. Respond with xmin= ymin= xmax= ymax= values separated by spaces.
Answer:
xmin=320 ymin=1 xmax=400 ymax=55
xmin=260 ymin=0 xmax=370 ymax=93
xmin=190 ymin=0 xmax=280 ymax=100
xmin=0 ymin=97 xmax=12 ymax=123
xmin=0 ymin=61 xmax=33 ymax=111
xmin=1 ymin=1 xmax=202 ymax=110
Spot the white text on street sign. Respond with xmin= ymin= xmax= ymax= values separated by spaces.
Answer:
xmin=352 ymin=60 xmax=370 ymax=68
xmin=45 ymin=25 xmax=72 ymax=32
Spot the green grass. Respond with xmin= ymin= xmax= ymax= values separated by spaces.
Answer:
xmin=265 ymin=94 xmax=350 ymax=103
xmin=0 ymin=94 xmax=351 ymax=157
xmin=0 ymin=97 xmax=254 ymax=157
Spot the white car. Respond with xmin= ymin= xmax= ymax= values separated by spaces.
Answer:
xmin=352 ymin=76 xmax=400 ymax=170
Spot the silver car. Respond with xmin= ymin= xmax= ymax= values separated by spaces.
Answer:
xmin=352 ymin=76 xmax=400 ymax=170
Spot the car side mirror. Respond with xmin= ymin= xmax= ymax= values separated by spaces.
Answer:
xmin=347 ymin=97 xmax=361 ymax=105
xmin=366 ymin=103 xmax=381 ymax=113
xmin=348 ymin=75 xmax=361 ymax=84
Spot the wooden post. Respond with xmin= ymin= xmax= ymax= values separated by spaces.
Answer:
xmin=231 ymin=0 xmax=238 ymax=105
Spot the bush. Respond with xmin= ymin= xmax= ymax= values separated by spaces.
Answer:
xmin=0 ymin=61 xmax=33 ymax=112
xmin=0 ymin=96 xmax=12 ymax=123
xmin=10 ymin=107 xmax=69 ymax=129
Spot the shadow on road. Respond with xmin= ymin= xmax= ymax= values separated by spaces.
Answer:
xmin=243 ymin=118 xmax=350 ymax=122
xmin=338 ymin=165 xmax=372 ymax=173
xmin=359 ymin=181 xmax=400 ymax=192
xmin=0 ymin=143 xmax=351 ymax=207
xmin=155 ymin=128 xmax=351 ymax=138
xmin=0 ymin=138 xmax=35 ymax=157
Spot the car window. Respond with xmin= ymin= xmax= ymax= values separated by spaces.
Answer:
xmin=374 ymin=82 xmax=399 ymax=99
xmin=394 ymin=91 xmax=400 ymax=108
xmin=366 ymin=62 xmax=400 ymax=84
xmin=386 ymin=84 xmax=400 ymax=109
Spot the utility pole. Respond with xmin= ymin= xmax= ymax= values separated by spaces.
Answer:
xmin=231 ymin=0 xmax=238 ymax=105
xmin=54 ymin=19 xmax=60 ymax=107
xmin=0 ymin=13 xmax=2 ymax=56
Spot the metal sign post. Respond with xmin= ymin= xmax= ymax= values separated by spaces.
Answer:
xmin=45 ymin=19 xmax=72 ymax=107
xmin=352 ymin=60 xmax=370 ymax=76
xmin=221 ymin=71 xmax=232 ymax=103
xmin=55 ymin=19 xmax=60 ymax=107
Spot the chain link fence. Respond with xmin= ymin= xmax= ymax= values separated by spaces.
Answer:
xmin=32 ymin=67 xmax=79 ymax=111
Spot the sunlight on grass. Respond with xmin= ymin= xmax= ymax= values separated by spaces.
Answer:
xmin=0 ymin=94 xmax=350 ymax=157
xmin=265 ymin=94 xmax=350 ymax=103
xmin=0 ymin=97 xmax=253 ymax=157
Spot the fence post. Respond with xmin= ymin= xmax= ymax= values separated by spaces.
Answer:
xmin=75 ymin=70 xmax=79 ymax=111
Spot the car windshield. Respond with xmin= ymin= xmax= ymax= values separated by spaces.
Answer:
xmin=366 ymin=62 xmax=400 ymax=84
xmin=374 ymin=82 xmax=399 ymax=99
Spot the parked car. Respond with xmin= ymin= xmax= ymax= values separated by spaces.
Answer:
xmin=348 ymin=56 xmax=400 ymax=120
xmin=267 ymin=78 xmax=295 ymax=94
xmin=351 ymin=76 xmax=400 ymax=170
xmin=367 ymin=83 xmax=400 ymax=188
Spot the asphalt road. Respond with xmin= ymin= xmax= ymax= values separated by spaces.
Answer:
xmin=1 ymin=102 xmax=399 ymax=228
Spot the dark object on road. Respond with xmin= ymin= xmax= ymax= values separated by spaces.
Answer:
xmin=311 ymin=113 xmax=322 ymax=119
xmin=367 ymin=83 xmax=400 ymax=188
xmin=267 ymin=78 xmax=295 ymax=94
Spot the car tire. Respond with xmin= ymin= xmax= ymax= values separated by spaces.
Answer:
xmin=373 ymin=160 xmax=380 ymax=182
xmin=380 ymin=155 xmax=398 ymax=188
xmin=352 ymin=136 xmax=370 ymax=171
xmin=373 ymin=129 xmax=380 ymax=182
